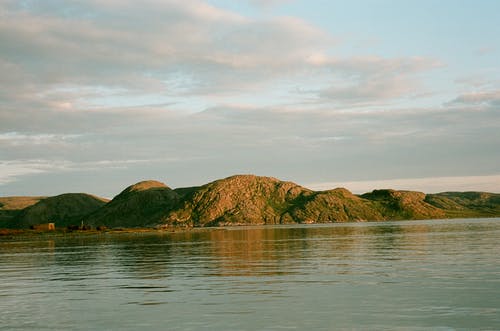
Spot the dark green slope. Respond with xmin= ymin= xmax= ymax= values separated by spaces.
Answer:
xmin=15 ymin=194 xmax=108 ymax=228
xmin=0 ymin=196 xmax=46 ymax=227
xmin=85 ymin=180 xmax=180 ymax=228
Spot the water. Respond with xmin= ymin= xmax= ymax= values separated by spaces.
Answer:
xmin=1 ymin=218 xmax=500 ymax=330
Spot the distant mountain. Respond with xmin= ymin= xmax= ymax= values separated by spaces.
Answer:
xmin=15 ymin=193 xmax=108 ymax=228
xmin=425 ymin=192 xmax=500 ymax=218
xmin=1 ymin=175 xmax=500 ymax=229
xmin=361 ymin=189 xmax=445 ymax=220
xmin=85 ymin=180 xmax=180 ymax=228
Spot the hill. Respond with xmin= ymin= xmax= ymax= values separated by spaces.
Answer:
xmin=85 ymin=180 xmax=180 ymax=228
xmin=164 ymin=175 xmax=310 ymax=226
xmin=361 ymin=189 xmax=445 ymax=220
xmin=286 ymin=188 xmax=385 ymax=223
xmin=0 ymin=196 xmax=46 ymax=226
xmin=162 ymin=175 xmax=456 ymax=227
xmin=15 ymin=193 xmax=108 ymax=228
xmin=425 ymin=192 xmax=500 ymax=217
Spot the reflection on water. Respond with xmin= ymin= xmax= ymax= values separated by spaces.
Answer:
xmin=1 ymin=218 xmax=500 ymax=330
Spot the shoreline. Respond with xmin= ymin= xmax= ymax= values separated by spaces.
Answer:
xmin=2 ymin=216 xmax=500 ymax=241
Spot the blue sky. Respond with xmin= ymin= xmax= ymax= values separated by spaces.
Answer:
xmin=0 ymin=0 xmax=499 ymax=197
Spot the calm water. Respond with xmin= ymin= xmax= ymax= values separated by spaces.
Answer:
xmin=1 ymin=218 xmax=500 ymax=330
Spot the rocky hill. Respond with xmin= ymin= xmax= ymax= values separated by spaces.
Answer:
xmin=164 ymin=175 xmax=310 ymax=227
xmin=2 ymin=175 xmax=500 ymax=229
xmin=15 ymin=193 xmax=108 ymax=228
xmin=161 ymin=175 xmax=480 ymax=227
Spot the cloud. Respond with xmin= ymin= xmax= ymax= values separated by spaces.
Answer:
xmin=0 ymin=0 xmax=441 ymax=117
xmin=0 ymin=99 xmax=499 ymax=195
xmin=0 ymin=0 xmax=329 ymax=95
xmin=447 ymin=90 xmax=500 ymax=108
xmin=0 ymin=132 xmax=82 ymax=146
xmin=0 ymin=0 xmax=497 ymax=196
xmin=0 ymin=158 xmax=165 ymax=186
xmin=476 ymin=46 xmax=496 ymax=56
xmin=0 ymin=160 xmax=70 ymax=185
xmin=248 ymin=0 xmax=293 ymax=9
xmin=319 ymin=75 xmax=414 ymax=104
xmin=315 ymin=56 xmax=442 ymax=105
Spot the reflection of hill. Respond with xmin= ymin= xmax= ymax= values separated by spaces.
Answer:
xmin=204 ymin=226 xmax=369 ymax=277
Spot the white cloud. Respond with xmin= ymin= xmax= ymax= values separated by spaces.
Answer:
xmin=248 ymin=0 xmax=293 ymax=9
xmin=316 ymin=56 xmax=442 ymax=105
xmin=0 ymin=132 xmax=82 ymax=146
xmin=0 ymin=160 xmax=70 ymax=185
xmin=0 ymin=0 xmax=440 ymax=115
xmin=448 ymin=90 xmax=500 ymax=107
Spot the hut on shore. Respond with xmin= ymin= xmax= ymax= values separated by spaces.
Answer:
xmin=30 ymin=223 xmax=55 ymax=231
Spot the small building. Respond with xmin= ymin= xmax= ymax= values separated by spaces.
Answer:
xmin=31 ymin=223 xmax=55 ymax=231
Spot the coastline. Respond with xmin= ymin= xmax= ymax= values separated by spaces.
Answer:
xmin=2 ymin=216 xmax=499 ymax=241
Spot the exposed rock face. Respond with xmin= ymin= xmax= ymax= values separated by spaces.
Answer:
xmin=16 ymin=194 xmax=108 ymax=228
xmin=85 ymin=180 xmax=180 ymax=228
xmin=361 ymin=189 xmax=445 ymax=220
xmin=164 ymin=175 xmax=309 ymax=226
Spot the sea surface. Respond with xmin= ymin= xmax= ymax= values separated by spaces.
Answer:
xmin=1 ymin=218 xmax=500 ymax=330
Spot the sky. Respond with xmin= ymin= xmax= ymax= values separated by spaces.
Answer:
xmin=1 ymin=0 xmax=499 ymax=198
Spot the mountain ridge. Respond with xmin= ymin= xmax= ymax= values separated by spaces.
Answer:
xmin=1 ymin=175 xmax=499 ymax=229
